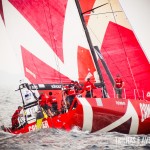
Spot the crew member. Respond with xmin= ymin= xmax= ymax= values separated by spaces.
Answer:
xmin=11 ymin=106 xmax=23 ymax=130
xmin=114 ymin=74 xmax=124 ymax=98
xmin=47 ymin=92 xmax=58 ymax=115
xmin=74 ymin=81 xmax=83 ymax=97
xmin=39 ymin=92 xmax=46 ymax=107
xmin=63 ymin=80 xmax=76 ymax=108
xmin=83 ymin=78 xmax=96 ymax=98
xmin=39 ymin=92 xmax=54 ymax=117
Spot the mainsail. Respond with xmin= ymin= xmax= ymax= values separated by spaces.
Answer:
xmin=0 ymin=0 xmax=150 ymax=99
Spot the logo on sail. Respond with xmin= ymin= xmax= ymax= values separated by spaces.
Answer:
xmin=26 ymin=68 xmax=36 ymax=79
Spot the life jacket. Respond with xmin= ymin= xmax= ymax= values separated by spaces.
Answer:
xmin=12 ymin=109 xmax=21 ymax=126
xmin=51 ymin=97 xmax=57 ymax=103
xmin=48 ymin=95 xmax=57 ymax=104
xmin=115 ymin=78 xmax=123 ymax=88
xmin=12 ymin=109 xmax=20 ymax=119
xmin=67 ymin=87 xmax=76 ymax=95
xmin=84 ymin=81 xmax=96 ymax=91
xmin=64 ymin=85 xmax=76 ymax=96
xmin=39 ymin=94 xmax=47 ymax=106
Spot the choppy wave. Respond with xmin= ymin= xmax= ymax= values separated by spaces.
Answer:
xmin=0 ymin=88 xmax=150 ymax=150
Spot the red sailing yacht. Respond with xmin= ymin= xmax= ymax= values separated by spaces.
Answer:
xmin=0 ymin=0 xmax=150 ymax=134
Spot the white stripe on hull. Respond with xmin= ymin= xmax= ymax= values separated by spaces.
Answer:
xmin=78 ymin=98 xmax=93 ymax=132
xmin=95 ymin=98 xmax=103 ymax=106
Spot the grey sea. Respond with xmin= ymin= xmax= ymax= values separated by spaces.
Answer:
xmin=0 ymin=87 xmax=150 ymax=150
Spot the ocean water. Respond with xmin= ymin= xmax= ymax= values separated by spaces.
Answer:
xmin=0 ymin=88 xmax=150 ymax=150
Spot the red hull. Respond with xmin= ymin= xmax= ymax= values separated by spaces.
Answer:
xmin=3 ymin=97 xmax=150 ymax=134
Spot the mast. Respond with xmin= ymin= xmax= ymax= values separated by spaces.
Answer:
xmin=75 ymin=0 xmax=108 ymax=98
xmin=94 ymin=46 xmax=115 ymax=87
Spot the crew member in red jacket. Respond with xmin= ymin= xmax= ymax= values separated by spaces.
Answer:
xmin=83 ymin=78 xmax=96 ymax=98
xmin=39 ymin=92 xmax=46 ymax=107
xmin=11 ymin=106 xmax=23 ymax=130
xmin=39 ymin=92 xmax=54 ymax=117
xmin=74 ymin=81 xmax=83 ymax=97
xmin=47 ymin=92 xmax=58 ymax=115
xmin=114 ymin=74 xmax=124 ymax=98
xmin=63 ymin=80 xmax=76 ymax=108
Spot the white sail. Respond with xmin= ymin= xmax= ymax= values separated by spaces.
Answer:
xmin=119 ymin=0 xmax=150 ymax=62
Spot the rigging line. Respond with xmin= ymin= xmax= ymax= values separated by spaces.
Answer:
xmin=42 ymin=0 xmax=62 ymax=84
xmin=46 ymin=0 xmax=66 ymax=111
xmin=82 ymin=3 xmax=108 ymax=15
xmin=42 ymin=0 xmax=55 ymax=51
xmin=27 ymin=0 xmax=53 ymax=84
xmin=47 ymin=1 xmax=63 ymax=84
xmin=83 ymin=11 xmax=123 ymax=16
xmin=108 ymin=0 xmax=139 ymax=93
